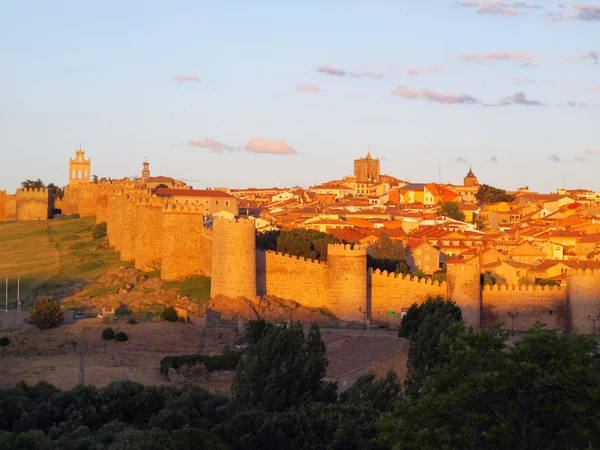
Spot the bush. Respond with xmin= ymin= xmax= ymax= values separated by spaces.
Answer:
xmin=0 ymin=337 xmax=9 ymax=347
xmin=29 ymin=295 xmax=64 ymax=330
xmin=161 ymin=306 xmax=178 ymax=322
xmin=115 ymin=332 xmax=128 ymax=342
xmin=178 ymin=317 xmax=186 ymax=323
xmin=246 ymin=319 xmax=272 ymax=344
xmin=127 ymin=318 xmax=137 ymax=325
xmin=102 ymin=328 xmax=115 ymax=340
xmin=92 ymin=222 xmax=107 ymax=239
xmin=160 ymin=350 xmax=241 ymax=375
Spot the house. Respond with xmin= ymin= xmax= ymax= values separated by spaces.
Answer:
xmin=302 ymin=217 xmax=353 ymax=233
xmin=407 ymin=241 xmax=443 ymax=274
xmin=575 ymin=233 xmax=600 ymax=259
xmin=154 ymin=188 xmax=238 ymax=216
xmin=482 ymin=260 xmax=534 ymax=285
xmin=507 ymin=242 xmax=548 ymax=265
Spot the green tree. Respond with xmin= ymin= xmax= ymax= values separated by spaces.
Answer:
xmin=29 ymin=295 xmax=63 ymax=330
xmin=475 ymin=183 xmax=515 ymax=204
xmin=398 ymin=297 xmax=463 ymax=398
xmin=440 ymin=201 xmax=465 ymax=221
xmin=255 ymin=230 xmax=280 ymax=252
xmin=276 ymin=229 xmax=339 ymax=261
xmin=46 ymin=183 xmax=64 ymax=200
xmin=340 ymin=370 xmax=402 ymax=412
xmin=232 ymin=323 xmax=335 ymax=412
xmin=482 ymin=270 xmax=506 ymax=286
xmin=368 ymin=232 xmax=410 ymax=275
xmin=92 ymin=222 xmax=107 ymax=239
xmin=21 ymin=179 xmax=46 ymax=190
xmin=161 ymin=306 xmax=178 ymax=322
xmin=380 ymin=325 xmax=600 ymax=450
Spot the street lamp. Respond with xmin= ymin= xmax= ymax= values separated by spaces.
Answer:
xmin=507 ymin=311 xmax=519 ymax=334
xmin=359 ymin=307 xmax=367 ymax=330
xmin=587 ymin=313 xmax=600 ymax=337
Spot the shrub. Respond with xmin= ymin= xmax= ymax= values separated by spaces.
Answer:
xmin=160 ymin=350 xmax=241 ymax=375
xmin=102 ymin=328 xmax=115 ymax=340
xmin=29 ymin=295 xmax=64 ymax=329
xmin=246 ymin=319 xmax=272 ymax=344
xmin=0 ymin=337 xmax=10 ymax=347
xmin=161 ymin=306 xmax=178 ymax=322
xmin=92 ymin=222 xmax=107 ymax=239
xmin=127 ymin=317 xmax=137 ymax=325
xmin=115 ymin=332 xmax=128 ymax=342
xmin=178 ymin=317 xmax=186 ymax=323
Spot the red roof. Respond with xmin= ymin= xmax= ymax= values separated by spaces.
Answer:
xmin=154 ymin=188 xmax=234 ymax=198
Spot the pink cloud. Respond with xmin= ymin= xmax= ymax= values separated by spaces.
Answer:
xmin=392 ymin=87 xmax=479 ymax=104
xmin=573 ymin=51 xmax=599 ymax=62
xmin=188 ymin=139 xmax=234 ymax=153
xmin=458 ymin=1 xmax=541 ymax=15
xmin=296 ymin=82 xmax=320 ymax=93
xmin=573 ymin=3 xmax=600 ymax=21
xmin=584 ymin=148 xmax=600 ymax=154
xmin=244 ymin=138 xmax=297 ymax=155
xmin=407 ymin=65 xmax=444 ymax=76
xmin=172 ymin=75 xmax=201 ymax=84
xmin=458 ymin=52 xmax=534 ymax=62
xmin=316 ymin=65 xmax=346 ymax=76
xmin=498 ymin=91 xmax=544 ymax=106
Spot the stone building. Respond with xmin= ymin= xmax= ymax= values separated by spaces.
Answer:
xmin=69 ymin=148 xmax=91 ymax=186
xmin=154 ymin=188 xmax=238 ymax=217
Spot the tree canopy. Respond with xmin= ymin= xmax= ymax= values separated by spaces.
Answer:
xmin=29 ymin=295 xmax=63 ymax=330
xmin=475 ymin=183 xmax=515 ymax=204
xmin=20 ymin=179 xmax=46 ymax=190
xmin=368 ymin=233 xmax=410 ymax=275
xmin=256 ymin=229 xmax=340 ymax=261
xmin=440 ymin=201 xmax=465 ymax=221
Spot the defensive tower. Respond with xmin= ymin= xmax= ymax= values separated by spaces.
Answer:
xmin=447 ymin=262 xmax=481 ymax=328
xmin=567 ymin=269 xmax=600 ymax=334
xmin=210 ymin=218 xmax=256 ymax=299
xmin=327 ymin=244 xmax=368 ymax=321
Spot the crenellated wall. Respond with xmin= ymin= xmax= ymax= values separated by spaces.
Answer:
xmin=328 ymin=244 xmax=368 ymax=321
xmin=482 ymin=284 xmax=567 ymax=331
xmin=4 ymin=195 xmax=16 ymax=221
xmin=161 ymin=202 xmax=211 ymax=281
xmin=119 ymin=193 xmax=145 ymax=262
xmin=370 ymin=269 xmax=446 ymax=321
xmin=107 ymin=193 xmax=123 ymax=250
xmin=134 ymin=196 xmax=165 ymax=272
xmin=15 ymin=188 xmax=53 ymax=221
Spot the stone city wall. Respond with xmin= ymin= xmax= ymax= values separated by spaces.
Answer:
xmin=15 ymin=188 xmax=53 ymax=221
xmin=4 ymin=195 xmax=16 ymax=221
xmin=567 ymin=269 xmax=600 ymax=334
xmin=134 ymin=196 xmax=166 ymax=272
xmin=0 ymin=191 xmax=6 ymax=222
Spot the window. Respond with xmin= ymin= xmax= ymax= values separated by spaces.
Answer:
xmin=216 ymin=200 xmax=219 ymax=205
xmin=517 ymin=271 xmax=521 ymax=277
xmin=225 ymin=201 xmax=230 ymax=206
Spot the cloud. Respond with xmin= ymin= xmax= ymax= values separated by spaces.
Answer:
xmin=573 ymin=3 xmax=600 ymax=21
xmin=521 ymin=62 xmax=539 ymax=68
xmin=316 ymin=65 xmax=346 ymax=76
xmin=549 ymin=154 xmax=561 ymax=163
xmin=584 ymin=148 xmax=600 ymax=154
xmin=508 ymin=77 xmax=537 ymax=85
xmin=544 ymin=11 xmax=572 ymax=22
xmin=498 ymin=91 xmax=545 ymax=106
xmin=573 ymin=51 xmax=599 ymax=63
xmin=458 ymin=1 xmax=541 ymax=16
xmin=296 ymin=82 xmax=320 ymax=93
xmin=456 ymin=156 xmax=470 ymax=163
xmin=407 ymin=65 xmax=444 ymax=76
xmin=392 ymin=87 xmax=480 ymax=104
xmin=348 ymin=71 xmax=385 ymax=79
xmin=457 ymin=52 xmax=534 ymax=62
xmin=244 ymin=138 xmax=297 ymax=155
xmin=172 ymin=75 xmax=201 ymax=84
xmin=188 ymin=139 xmax=234 ymax=153
xmin=487 ymin=155 xmax=498 ymax=163
xmin=575 ymin=156 xmax=586 ymax=162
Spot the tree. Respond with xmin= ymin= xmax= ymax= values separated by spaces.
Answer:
xmin=398 ymin=297 xmax=463 ymax=398
xmin=161 ymin=306 xmax=178 ymax=322
xmin=21 ymin=179 xmax=46 ymax=190
xmin=368 ymin=232 xmax=410 ymax=275
xmin=46 ymin=183 xmax=64 ymax=200
xmin=380 ymin=325 xmax=600 ymax=449
xmin=276 ymin=229 xmax=339 ymax=261
xmin=475 ymin=183 xmax=515 ymax=204
xmin=440 ymin=201 xmax=465 ymax=221
xmin=92 ymin=222 xmax=107 ymax=239
xmin=29 ymin=295 xmax=63 ymax=330
xmin=255 ymin=230 xmax=280 ymax=252
xmin=92 ymin=175 xmax=98 ymax=183
xmin=232 ymin=323 xmax=336 ymax=412
xmin=482 ymin=270 xmax=506 ymax=286
xmin=340 ymin=370 xmax=402 ymax=412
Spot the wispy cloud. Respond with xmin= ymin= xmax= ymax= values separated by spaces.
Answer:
xmin=573 ymin=3 xmax=600 ymax=21
xmin=549 ymin=154 xmax=561 ymax=163
xmin=188 ymin=139 xmax=234 ymax=153
xmin=544 ymin=11 xmax=572 ymax=22
xmin=316 ymin=65 xmax=384 ymax=79
xmin=584 ymin=148 xmax=600 ymax=154
xmin=575 ymin=156 xmax=586 ymax=162
xmin=456 ymin=156 xmax=470 ymax=163
xmin=521 ymin=62 xmax=540 ymax=69
xmin=172 ymin=75 xmax=201 ymax=84
xmin=296 ymin=82 xmax=320 ymax=93
xmin=498 ymin=91 xmax=545 ymax=106
xmin=507 ymin=77 xmax=537 ymax=85
xmin=392 ymin=87 xmax=480 ymax=104
xmin=407 ymin=65 xmax=444 ymax=76
xmin=571 ymin=51 xmax=599 ymax=63
xmin=244 ymin=138 xmax=297 ymax=155
xmin=458 ymin=52 xmax=534 ymax=63
xmin=458 ymin=1 xmax=541 ymax=16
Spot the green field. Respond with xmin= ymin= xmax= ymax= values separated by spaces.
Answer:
xmin=0 ymin=217 xmax=123 ymax=308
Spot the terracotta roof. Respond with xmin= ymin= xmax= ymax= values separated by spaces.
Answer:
xmin=154 ymin=188 xmax=234 ymax=198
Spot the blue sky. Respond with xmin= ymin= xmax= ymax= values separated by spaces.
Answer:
xmin=1 ymin=0 xmax=599 ymax=193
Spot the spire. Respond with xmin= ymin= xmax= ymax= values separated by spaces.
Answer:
xmin=366 ymin=151 xmax=372 ymax=159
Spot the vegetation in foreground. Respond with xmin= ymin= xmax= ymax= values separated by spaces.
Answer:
xmin=2 ymin=302 xmax=600 ymax=449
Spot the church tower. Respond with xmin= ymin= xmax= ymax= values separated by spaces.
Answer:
xmin=141 ymin=161 xmax=150 ymax=182
xmin=464 ymin=166 xmax=478 ymax=187
xmin=69 ymin=147 xmax=91 ymax=186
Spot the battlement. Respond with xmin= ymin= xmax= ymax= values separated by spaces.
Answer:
xmin=327 ymin=243 xmax=368 ymax=256
xmin=569 ymin=268 xmax=600 ymax=276
xmin=213 ymin=217 xmax=255 ymax=226
xmin=265 ymin=250 xmax=325 ymax=265
xmin=162 ymin=201 xmax=205 ymax=214
xmin=369 ymin=268 xmax=447 ymax=288
xmin=16 ymin=187 xmax=51 ymax=195
xmin=483 ymin=284 xmax=564 ymax=292
xmin=136 ymin=195 xmax=165 ymax=208
xmin=0 ymin=190 xmax=6 ymax=196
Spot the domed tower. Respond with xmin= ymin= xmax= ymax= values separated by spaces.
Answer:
xmin=69 ymin=147 xmax=91 ymax=186
xmin=327 ymin=244 xmax=368 ymax=322
xmin=210 ymin=218 xmax=257 ymax=299
xmin=447 ymin=261 xmax=481 ymax=329
xmin=464 ymin=166 xmax=478 ymax=187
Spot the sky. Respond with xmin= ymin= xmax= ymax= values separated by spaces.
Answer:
xmin=1 ymin=0 xmax=599 ymax=193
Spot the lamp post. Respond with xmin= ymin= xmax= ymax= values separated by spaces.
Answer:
xmin=588 ymin=313 xmax=600 ymax=337
xmin=359 ymin=307 xmax=367 ymax=331
xmin=508 ymin=311 xmax=519 ymax=334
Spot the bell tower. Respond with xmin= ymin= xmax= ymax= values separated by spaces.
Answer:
xmin=69 ymin=146 xmax=91 ymax=186
xmin=464 ymin=166 xmax=478 ymax=187
xmin=142 ymin=161 xmax=150 ymax=182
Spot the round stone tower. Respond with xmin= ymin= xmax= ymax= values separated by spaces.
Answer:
xmin=327 ymin=244 xmax=368 ymax=322
xmin=210 ymin=218 xmax=257 ymax=299
xmin=567 ymin=269 xmax=600 ymax=334
xmin=446 ymin=261 xmax=481 ymax=329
